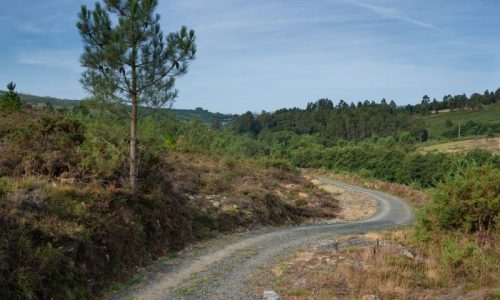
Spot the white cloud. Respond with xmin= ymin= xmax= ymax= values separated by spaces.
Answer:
xmin=17 ymin=50 xmax=81 ymax=72
xmin=342 ymin=0 xmax=436 ymax=29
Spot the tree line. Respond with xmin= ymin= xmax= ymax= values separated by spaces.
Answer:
xmin=404 ymin=88 xmax=500 ymax=115
xmin=232 ymin=98 xmax=426 ymax=142
xmin=231 ymin=87 xmax=499 ymax=142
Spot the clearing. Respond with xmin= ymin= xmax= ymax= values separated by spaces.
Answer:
xmin=420 ymin=136 xmax=500 ymax=154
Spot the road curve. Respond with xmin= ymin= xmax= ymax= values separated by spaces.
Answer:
xmin=111 ymin=177 xmax=414 ymax=300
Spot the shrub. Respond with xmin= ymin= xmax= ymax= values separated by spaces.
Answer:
xmin=0 ymin=112 xmax=85 ymax=178
xmin=417 ymin=165 xmax=500 ymax=233
xmin=0 ymin=178 xmax=13 ymax=198
xmin=465 ymin=148 xmax=492 ymax=165
xmin=397 ymin=152 xmax=450 ymax=188
xmin=0 ymin=82 xmax=21 ymax=113
xmin=441 ymin=236 xmax=477 ymax=268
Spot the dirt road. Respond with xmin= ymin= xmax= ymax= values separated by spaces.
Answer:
xmin=110 ymin=177 xmax=413 ymax=300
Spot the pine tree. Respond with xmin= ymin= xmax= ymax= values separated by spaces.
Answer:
xmin=77 ymin=0 xmax=196 ymax=193
xmin=0 ymin=82 xmax=22 ymax=113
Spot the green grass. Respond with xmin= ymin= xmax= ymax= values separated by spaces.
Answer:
xmin=424 ymin=103 xmax=500 ymax=139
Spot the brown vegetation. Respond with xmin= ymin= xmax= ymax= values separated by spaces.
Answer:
xmin=258 ymin=169 xmax=499 ymax=299
xmin=259 ymin=231 xmax=499 ymax=299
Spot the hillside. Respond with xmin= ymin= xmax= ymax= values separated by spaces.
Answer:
xmin=0 ymin=90 xmax=233 ymax=125
xmin=424 ymin=103 xmax=500 ymax=139
xmin=0 ymin=90 xmax=80 ymax=108
xmin=2 ymin=91 xmax=499 ymax=299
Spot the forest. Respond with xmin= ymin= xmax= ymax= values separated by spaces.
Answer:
xmin=232 ymin=88 xmax=500 ymax=141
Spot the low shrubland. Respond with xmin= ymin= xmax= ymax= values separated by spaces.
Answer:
xmin=417 ymin=165 xmax=499 ymax=234
xmin=0 ymin=106 xmax=338 ymax=299
xmin=265 ymin=230 xmax=499 ymax=299
xmin=265 ymin=166 xmax=499 ymax=299
xmin=1 ymin=100 xmax=498 ymax=298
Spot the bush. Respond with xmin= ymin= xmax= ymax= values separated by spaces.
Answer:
xmin=0 ymin=178 xmax=13 ymax=198
xmin=0 ymin=112 xmax=85 ymax=178
xmin=0 ymin=82 xmax=21 ymax=113
xmin=441 ymin=236 xmax=477 ymax=269
xmin=0 ymin=183 xmax=198 ymax=299
xmin=417 ymin=165 xmax=500 ymax=233
xmin=465 ymin=148 xmax=492 ymax=165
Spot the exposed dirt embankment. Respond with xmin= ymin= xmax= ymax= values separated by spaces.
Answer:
xmin=307 ymin=176 xmax=377 ymax=222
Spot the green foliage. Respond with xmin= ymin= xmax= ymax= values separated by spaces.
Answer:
xmin=1 ymin=86 xmax=499 ymax=298
xmin=425 ymin=103 xmax=500 ymax=139
xmin=172 ymin=117 xmax=499 ymax=188
xmin=0 ymin=177 xmax=13 ymax=198
xmin=417 ymin=165 xmax=500 ymax=233
xmin=441 ymin=120 xmax=500 ymax=138
xmin=242 ymin=99 xmax=416 ymax=141
xmin=465 ymin=148 xmax=493 ymax=165
xmin=77 ymin=0 xmax=196 ymax=108
xmin=0 ymin=82 xmax=22 ymax=113
xmin=233 ymin=111 xmax=261 ymax=135
xmin=76 ymin=117 xmax=129 ymax=180
xmin=397 ymin=152 xmax=451 ymax=188
xmin=77 ymin=0 xmax=197 ymax=191
xmin=440 ymin=237 xmax=477 ymax=268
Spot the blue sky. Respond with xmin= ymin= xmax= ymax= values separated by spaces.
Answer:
xmin=1 ymin=0 xmax=499 ymax=113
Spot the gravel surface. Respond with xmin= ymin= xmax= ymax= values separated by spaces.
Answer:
xmin=109 ymin=177 xmax=413 ymax=300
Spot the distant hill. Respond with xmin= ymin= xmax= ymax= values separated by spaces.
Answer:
xmin=424 ymin=103 xmax=500 ymax=139
xmin=0 ymin=90 xmax=80 ymax=108
xmin=0 ymin=90 xmax=234 ymax=125
xmin=169 ymin=107 xmax=234 ymax=124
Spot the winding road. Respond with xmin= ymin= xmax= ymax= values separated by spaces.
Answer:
xmin=111 ymin=176 xmax=414 ymax=300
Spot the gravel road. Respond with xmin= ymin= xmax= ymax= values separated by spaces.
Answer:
xmin=110 ymin=176 xmax=414 ymax=300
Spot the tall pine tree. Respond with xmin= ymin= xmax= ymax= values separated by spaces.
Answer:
xmin=77 ymin=0 xmax=196 ymax=193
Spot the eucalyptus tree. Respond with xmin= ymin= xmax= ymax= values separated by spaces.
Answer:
xmin=77 ymin=0 xmax=196 ymax=193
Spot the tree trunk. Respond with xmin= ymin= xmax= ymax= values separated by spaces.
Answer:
xmin=130 ymin=63 xmax=138 ymax=194
xmin=130 ymin=94 xmax=138 ymax=194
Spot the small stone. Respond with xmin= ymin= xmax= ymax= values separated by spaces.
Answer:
xmin=314 ymin=239 xmax=338 ymax=251
xmin=400 ymin=248 xmax=415 ymax=259
xmin=362 ymin=295 xmax=379 ymax=300
xmin=263 ymin=290 xmax=281 ymax=300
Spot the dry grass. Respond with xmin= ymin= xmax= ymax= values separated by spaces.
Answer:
xmin=255 ymin=171 xmax=499 ymax=299
xmin=420 ymin=137 xmax=500 ymax=154
xmin=164 ymin=153 xmax=339 ymax=230
xmin=258 ymin=230 xmax=499 ymax=300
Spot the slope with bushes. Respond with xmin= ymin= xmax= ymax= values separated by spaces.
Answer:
xmin=0 ymin=106 xmax=337 ymax=299
xmin=424 ymin=103 xmax=500 ymax=139
xmin=0 ymin=90 xmax=234 ymax=125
